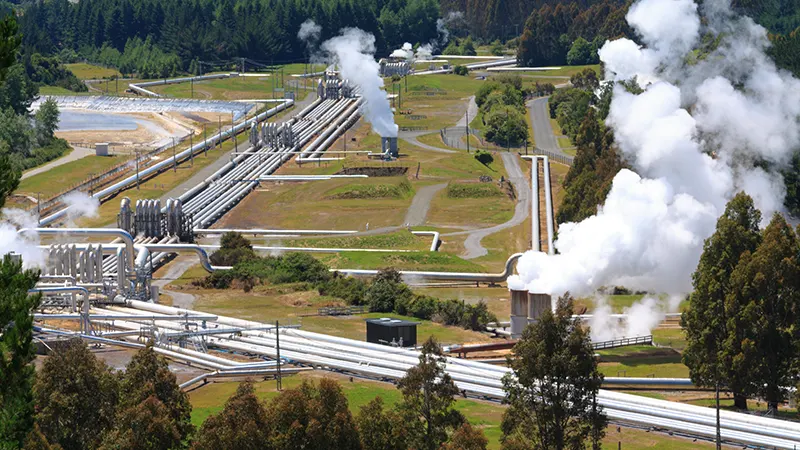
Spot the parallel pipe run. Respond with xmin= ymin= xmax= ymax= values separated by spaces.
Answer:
xmin=333 ymin=253 xmax=523 ymax=283
xmin=21 ymin=228 xmax=136 ymax=277
xmin=38 ymin=99 xmax=293 ymax=226
xmin=194 ymin=228 xmax=358 ymax=236
xmin=179 ymin=367 xmax=311 ymax=390
xmin=114 ymin=300 xmax=800 ymax=449
xmin=522 ymin=155 xmax=555 ymax=254
xmin=140 ymin=244 xmax=231 ymax=272
xmin=29 ymin=286 xmax=89 ymax=311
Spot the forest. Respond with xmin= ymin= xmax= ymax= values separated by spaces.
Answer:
xmin=12 ymin=0 xmax=441 ymax=77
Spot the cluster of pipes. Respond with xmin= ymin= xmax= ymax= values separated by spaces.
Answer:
xmin=258 ymin=122 xmax=295 ymax=149
xmin=317 ymin=71 xmax=354 ymax=100
xmin=380 ymin=136 xmax=399 ymax=158
xmin=379 ymin=60 xmax=411 ymax=77
xmin=118 ymin=198 xmax=192 ymax=241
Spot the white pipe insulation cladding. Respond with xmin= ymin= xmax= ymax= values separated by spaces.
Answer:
xmin=38 ymin=99 xmax=293 ymax=226
xmin=20 ymin=228 xmax=136 ymax=277
xmin=334 ymin=253 xmax=523 ymax=283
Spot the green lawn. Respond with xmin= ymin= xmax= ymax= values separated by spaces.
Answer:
xmin=321 ymin=250 xmax=487 ymax=273
xmin=393 ymin=74 xmax=485 ymax=131
xmin=39 ymin=85 xmax=96 ymax=96
xmin=66 ymin=63 xmax=122 ymax=80
xmin=276 ymin=230 xmax=431 ymax=252
xmin=16 ymin=154 xmax=129 ymax=199
xmin=597 ymin=346 xmax=689 ymax=378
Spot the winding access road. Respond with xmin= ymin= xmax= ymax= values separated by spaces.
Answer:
xmin=527 ymin=96 xmax=574 ymax=161
xmin=443 ymin=152 xmax=531 ymax=259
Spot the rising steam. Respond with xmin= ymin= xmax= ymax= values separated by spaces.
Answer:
xmin=320 ymin=28 xmax=398 ymax=137
xmin=509 ymin=0 xmax=800 ymax=336
xmin=62 ymin=191 xmax=100 ymax=225
xmin=0 ymin=207 xmax=44 ymax=268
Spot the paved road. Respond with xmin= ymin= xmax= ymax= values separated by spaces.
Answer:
xmin=443 ymin=152 xmax=531 ymax=259
xmin=403 ymin=183 xmax=447 ymax=226
xmin=22 ymin=146 xmax=96 ymax=180
xmin=400 ymin=134 xmax=456 ymax=154
xmin=528 ymin=97 xmax=562 ymax=154
xmin=152 ymin=256 xmax=198 ymax=308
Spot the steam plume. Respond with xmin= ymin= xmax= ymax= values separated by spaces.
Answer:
xmin=321 ymin=28 xmax=398 ymax=137
xmin=298 ymin=19 xmax=322 ymax=45
xmin=62 ymin=191 xmax=100 ymax=225
xmin=0 ymin=208 xmax=44 ymax=268
xmin=510 ymin=0 xmax=800 ymax=303
xmin=391 ymin=42 xmax=414 ymax=60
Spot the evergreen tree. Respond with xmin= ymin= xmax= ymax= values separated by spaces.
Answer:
xmin=726 ymin=213 xmax=800 ymax=412
xmin=34 ymin=339 xmax=120 ymax=450
xmin=192 ymin=381 xmax=270 ymax=450
xmin=265 ymin=378 xmax=360 ymax=449
xmin=0 ymin=255 xmax=41 ymax=449
xmin=682 ymin=193 xmax=762 ymax=409
xmin=501 ymin=295 xmax=606 ymax=450
xmin=397 ymin=337 xmax=466 ymax=450
xmin=101 ymin=343 xmax=194 ymax=449
xmin=356 ymin=397 xmax=406 ymax=450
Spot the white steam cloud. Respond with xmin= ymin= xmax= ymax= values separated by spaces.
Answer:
xmin=0 ymin=208 xmax=45 ymax=268
xmin=298 ymin=19 xmax=322 ymax=44
xmin=510 ymin=0 xmax=800 ymax=335
xmin=321 ymin=28 xmax=398 ymax=137
xmin=391 ymin=42 xmax=414 ymax=60
xmin=62 ymin=191 xmax=99 ymax=225
xmin=437 ymin=11 xmax=463 ymax=47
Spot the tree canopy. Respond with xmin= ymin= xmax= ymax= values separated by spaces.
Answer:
xmin=0 ymin=255 xmax=41 ymax=449
xmin=501 ymin=295 xmax=606 ymax=449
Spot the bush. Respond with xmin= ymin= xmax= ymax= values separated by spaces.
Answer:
xmin=474 ymin=150 xmax=494 ymax=166
xmin=318 ymin=275 xmax=369 ymax=305
xmin=453 ymin=65 xmax=469 ymax=76
xmin=484 ymin=106 xmax=528 ymax=147
xmin=432 ymin=299 xmax=496 ymax=331
xmin=366 ymin=268 xmax=413 ymax=313
xmin=326 ymin=179 xmax=412 ymax=199
xmin=210 ymin=232 xmax=256 ymax=267
xmin=446 ymin=182 xmax=501 ymax=198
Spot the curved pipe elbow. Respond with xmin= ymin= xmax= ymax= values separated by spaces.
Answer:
xmin=142 ymin=244 xmax=231 ymax=273
xmin=19 ymin=228 xmax=136 ymax=278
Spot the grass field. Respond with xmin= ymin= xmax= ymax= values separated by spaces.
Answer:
xmin=187 ymin=371 xmax=714 ymax=449
xmin=215 ymin=178 xmax=414 ymax=231
xmin=393 ymin=74 xmax=484 ymax=131
xmin=66 ymin=63 xmax=122 ymax=80
xmin=277 ymin=230 xmax=431 ymax=251
xmin=15 ymin=154 xmax=130 ymax=199
xmin=597 ymin=346 xmax=689 ymax=378
xmin=428 ymin=188 xmax=514 ymax=228
xmin=39 ymin=85 xmax=96 ymax=96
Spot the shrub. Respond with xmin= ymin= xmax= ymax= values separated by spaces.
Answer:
xmin=366 ymin=268 xmax=413 ymax=312
xmin=453 ymin=65 xmax=468 ymax=76
xmin=318 ymin=275 xmax=369 ymax=305
xmin=446 ymin=182 xmax=502 ymax=199
xmin=474 ymin=150 xmax=494 ymax=166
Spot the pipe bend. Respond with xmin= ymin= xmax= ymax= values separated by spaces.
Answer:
xmin=20 ymin=228 xmax=136 ymax=278
xmin=142 ymin=243 xmax=231 ymax=273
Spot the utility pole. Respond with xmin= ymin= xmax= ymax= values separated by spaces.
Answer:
xmin=172 ymin=138 xmax=177 ymax=172
xmin=191 ymin=78 xmax=193 ymax=99
xmin=275 ymin=320 xmax=282 ymax=391
xmin=218 ymin=116 xmax=222 ymax=149
xmin=203 ymin=125 xmax=207 ymax=157
xmin=716 ymin=378 xmax=721 ymax=450
xmin=135 ymin=149 xmax=140 ymax=189
xmin=189 ymin=132 xmax=194 ymax=167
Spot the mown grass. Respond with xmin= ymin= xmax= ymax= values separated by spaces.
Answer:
xmin=597 ymin=346 xmax=689 ymax=378
xmin=66 ymin=63 xmax=122 ymax=80
xmin=393 ymin=74 xmax=484 ymax=131
xmin=152 ymin=73 xmax=312 ymax=100
xmin=428 ymin=186 xmax=514 ymax=228
xmin=278 ymin=230 xmax=429 ymax=251
xmin=16 ymin=154 xmax=129 ymax=199
xmin=321 ymin=250 xmax=486 ymax=272
xmin=39 ymin=85 xmax=95 ymax=96
xmin=558 ymin=136 xmax=573 ymax=150
xmin=217 ymin=177 xmax=414 ymax=231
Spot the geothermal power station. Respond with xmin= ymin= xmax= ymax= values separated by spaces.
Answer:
xmin=9 ymin=56 xmax=800 ymax=450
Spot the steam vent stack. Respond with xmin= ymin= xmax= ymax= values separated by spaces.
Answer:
xmin=510 ymin=289 xmax=528 ymax=339
xmin=381 ymin=136 xmax=399 ymax=157
xmin=527 ymin=293 xmax=552 ymax=325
